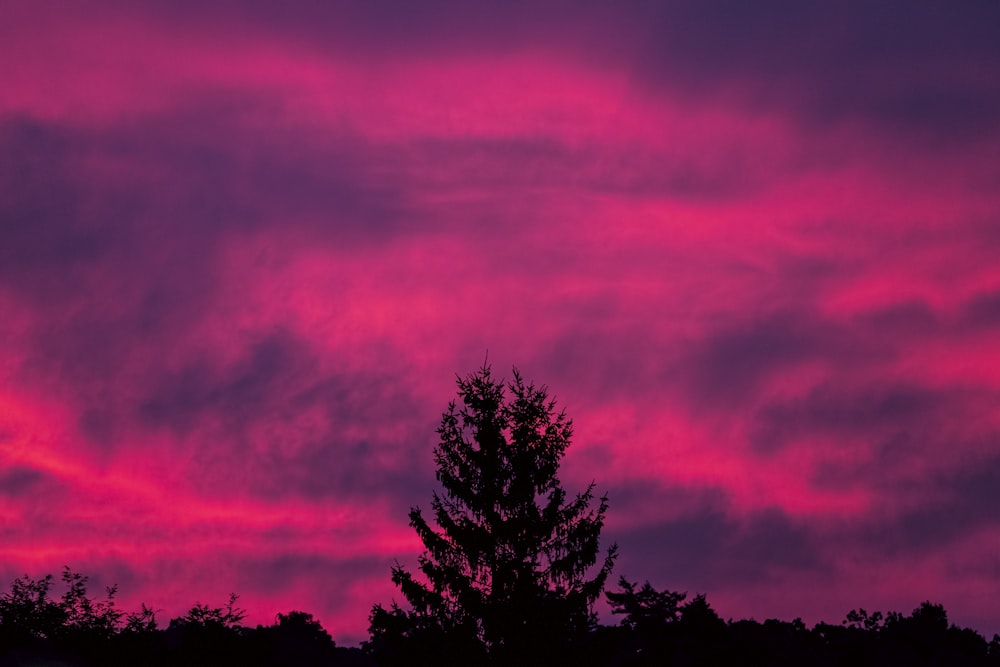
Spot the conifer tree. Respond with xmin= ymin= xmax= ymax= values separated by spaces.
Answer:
xmin=369 ymin=364 xmax=617 ymax=665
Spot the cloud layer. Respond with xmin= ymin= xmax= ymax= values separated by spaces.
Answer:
xmin=3 ymin=1 xmax=1000 ymax=643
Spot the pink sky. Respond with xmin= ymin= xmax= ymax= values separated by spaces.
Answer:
xmin=3 ymin=1 xmax=1000 ymax=645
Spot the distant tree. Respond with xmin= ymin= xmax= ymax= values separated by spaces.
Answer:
xmin=604 ymin=580 xmax=730 ymax=666
xmin=59 ymin=567 xmax=123 ymax=640
xmin=368 ymin=364 xmax=617 ymax=666
xmin=0 ymin=568 xmax=121 ymax=642
xmin=172 ymin=592 xmax=246 ymax=629
xmin=989 ymin=633 xmax=1000 ymax=658
xmin=165 ymin=593 xmax=248 ymax=666
xmin=672 ymin=593 xmax=729 ymax=667
xmin=123 ymin=603 xmax=159 ymax=634
xmin=273 ymin=610 xmax=332 ymax=641
xmin=0 ymin=573 xmax=58 ymax=639
xmin=256 ymin=611 xmax=338 ymax=667
xmin=678 ymin=593 xmax=726 ymax=640
xmin=844 ymin=607 xmax=886 ymax=632
xmin=607 ymin=577 xmax=686 ymax=632
xmin=113 ymin=603 xmax=163 ymax=667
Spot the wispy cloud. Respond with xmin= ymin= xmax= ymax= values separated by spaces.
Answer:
xmin=2 ymin=0 xmax=1000 ymax=643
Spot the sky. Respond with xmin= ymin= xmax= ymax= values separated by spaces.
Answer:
xmin=2 ymin=0 xmax=1000 ymax=646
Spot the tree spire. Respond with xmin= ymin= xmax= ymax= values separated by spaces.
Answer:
xmin=368 ymin=364 xmax=616 ymax=665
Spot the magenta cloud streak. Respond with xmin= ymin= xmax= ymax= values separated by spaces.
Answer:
xmin=2 ymin=0 xmax=1000 ymax=644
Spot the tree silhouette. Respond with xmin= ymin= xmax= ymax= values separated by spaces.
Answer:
xmin=59 ymin=567 xmax=123 ymax=640
xmin=255 ymin=611 xmax=338 ymax=667
xmin=607 ymin=577 xmax=686 ymax=632
xmin=172 ymin=593 xmax=246 ymax=629
xmin=0 ymin=572 xmax=63 ymax=641
xmin=164 ymin=593 xmax=248 ymax=666
xmin=4 ymin=565 xmax=1000 ymax=666
xmin=368 ymin=364 xmax=617 ymax=665
xmin=0 ymin=568 xmax=122 ymax=642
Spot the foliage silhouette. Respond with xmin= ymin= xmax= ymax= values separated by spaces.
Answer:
xmin=171 ymin=592 xmax=246 ymax=629
xmin=3 ymin=366 xmax=1000 ymax=665
xmin=0 ymin=573 xmax=373 ymax=666
xmin=0 ymin=568 xmax=121 ymax=642
xmin=600 ymin=579 xmax=727 ymax=666
xmin=0 ymin=571 xmax=63 ymax=642
xmin=122 ymin=603 xmax=159 ymax=634
xmin=592 ymin=595 xmax=1000 ymax=667
xmin=607 ymin=576 xmax=686 ymax=631
xmin=59 ymin=567 xmax=123 ymax=640
xmin=2 ymin=571 xmax=1000 ymax=665
xmin=367 ymin=364 xmax=617 ymax=666
xmin=253 ymin=611 xmax=338 ymax=667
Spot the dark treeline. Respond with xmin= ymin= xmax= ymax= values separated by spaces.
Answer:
xmin=6 ymin=366 xmax=998 ymax=666
xmin=0 ymin=568 xmax=368 ymax=667
xmin=1 ymin=567 xmax=999 ymax=666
